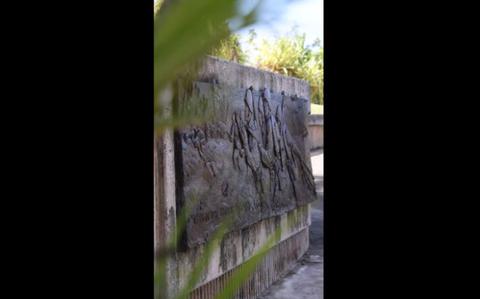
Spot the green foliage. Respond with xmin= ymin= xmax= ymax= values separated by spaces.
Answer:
xmin=253 ymin=30 xmax=324 ymax=104
xmin=209 ymin=34 xmax=247 ymax=64
xmin=154 ymin=0 xmax=164 ymax=15
xmin=154 ymin=0 xmax=259 ymax=134
xmin=154 ymin=0 xmax=234 ymax=95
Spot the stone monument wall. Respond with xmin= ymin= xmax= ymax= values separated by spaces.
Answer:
xmin=155 ymin=56 xmax=316 ymax=299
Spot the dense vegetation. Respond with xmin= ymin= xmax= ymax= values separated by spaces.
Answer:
xmin=255 ymin=32 xmax=324 ymax=105
xmin=215 ymin=29 xmax=324 ymax=105
xmin=209 ymin=34 xmax=247 ymax=64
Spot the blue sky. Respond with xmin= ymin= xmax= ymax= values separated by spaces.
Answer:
xmin=236 ymin=0 xmax=323 ymax=47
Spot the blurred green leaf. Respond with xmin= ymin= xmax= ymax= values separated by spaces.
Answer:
xmin=154 ymin=0 xmax=260 ymax=135
xmin=155 ymin=83 xmax=215 ymax=135
xmin=155 ymin=0 xmax=236 ymax=95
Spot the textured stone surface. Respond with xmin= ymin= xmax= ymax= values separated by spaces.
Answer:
xmin=176 ymin=206 xmax=310 ymax=290
xmin=188 ymin=228 xmax=310 ymax=299
xmin=198 ymin=56 xmax=311 ymax=100
xmin=176 ymin=81 xmax=316 ymax=248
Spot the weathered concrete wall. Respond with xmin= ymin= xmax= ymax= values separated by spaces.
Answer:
xmin=307 ymin=114 xmax=323 ymax=150
xmin=198 ymin=56 xmax=311 ymax=101
xmin=188 ymin=228 xmax=310 ymax=299
xmin=155 ymin=56 xmax=315 ymax=299
xmin=154 ymin=86 xmax=178 ymax=299
xmin=177 ymin=205 xmax=311 ymax=291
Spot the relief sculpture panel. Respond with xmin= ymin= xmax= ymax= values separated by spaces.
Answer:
xmin=176 ymin=81 xmax=316 ymax=248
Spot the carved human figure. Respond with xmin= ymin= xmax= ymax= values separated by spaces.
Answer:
xmin=181 ymin=127 xmax=214 ymax=178
xmin=244 ymin=87 xmax=255 ymax=129
xmin=261 ymin=88 xmax=273 ymax=149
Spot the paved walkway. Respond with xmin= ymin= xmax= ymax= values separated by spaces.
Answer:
xmin=259 ymin=150 xmax=324 ymax=299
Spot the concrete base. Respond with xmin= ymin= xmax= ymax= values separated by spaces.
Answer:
xmin=176 ymin=205 xmax=311 ymax=292
xmin=188 ymin=228 xmax=309 ymax=299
